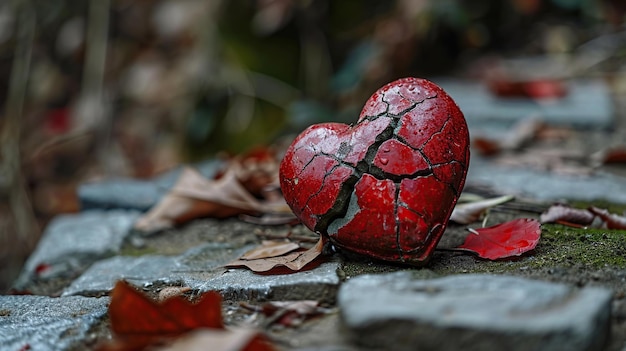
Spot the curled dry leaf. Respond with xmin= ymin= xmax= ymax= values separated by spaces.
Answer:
xmin=241 ymin=300 xmax=330 ymax=328
xmin=226 ymin=236 xmax=327 ymax=273
xmin=134 ymin=164 xmax=290 ymax=233
xmin=450 ymin=195 xmax=515 ymax=225
xmin=157 ymin=286 xmax=192 ymax=302
xmin=539 ymin=204 xmax=595 ymax=226
xmin=240 ymin=240 xmax=300 ymax=260
xmin=588 ymin=207 xmax=626 ymax=230
xmin=456 ymin=218 xmax=541 ymax=260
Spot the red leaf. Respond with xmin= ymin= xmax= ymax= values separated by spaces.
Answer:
xmin=105 ymin=281 xmax=223 ymax=349
xmin=456 ymin=218 xmax=541 ymax=260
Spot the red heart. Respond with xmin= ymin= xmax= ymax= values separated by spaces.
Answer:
xmin=279 ymin=78 xmax=470 ymax=264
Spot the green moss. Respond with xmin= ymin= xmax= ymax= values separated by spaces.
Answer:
xmin=118 ymin=245 xmax=158 ymax=257
xmin=437 ymin=224 xmax=626 ymax=276
xmin=338 ymin=222 xmax=626 ymax=280
xmin=534 ymin=224 xmax=626 ymax=267
xmin=567 ymin=199 xmax=626 ymax=215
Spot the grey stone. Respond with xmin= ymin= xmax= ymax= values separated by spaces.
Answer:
xmin=15 ymin=210 xmax=140 ymax=286
xmin=63 ymin=243 xmax=341 ymax=303
xmin=78 ymin=159 xmax=223 ymax=211
xmin=339 ymin=272 xmax=612 ymax=351
xmin=196 ymin=261 xmax=341 ymax=303
xmin=0 ymin=295 xmax=109 ymax=350
xmin=61 ymin=255 xmax=180 ymax=297
xmin=435 ymin=79 xmax=613 ymax=132
xmin=467 ymin=156 xmax=626 ymax=204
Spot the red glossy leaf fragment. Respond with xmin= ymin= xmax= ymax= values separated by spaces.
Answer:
xmin=457 ymin=218 xmax=541 ymax=260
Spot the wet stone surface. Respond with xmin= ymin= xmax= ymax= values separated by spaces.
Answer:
xmin=63 ymin=243 xmax=341 ymax=304
xmin=435 ymin=79 xmax=614 ymax=133
xmin=467 ymin=156 xmax=626 ymax=204
xmin=14 ymin=209 xmax=140 ymax=289
xmin=0 ymin=295 xmax=109 ymax=350
xmin=79 ymin=160 xmax=223 ymax=211
xmin=338 ymin=272 xmax=613 ymax=351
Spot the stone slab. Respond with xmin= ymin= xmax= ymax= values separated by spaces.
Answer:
xmin=63 ymin=243 xmax=341 ymax=303
xmin=79 ymin=160 xmax=223 ymax=211
xmin=14 ymin=210 xmax=140 ymax=287
xmin=467 ymin=156 xmax=626 ymax=204
xmin=435 ymin=79 xmax=613 ymax=132
xmin=0 ymin=295 xmax=109 ymax=350
xmin=339 ymin=272 xmax=612 ymax=351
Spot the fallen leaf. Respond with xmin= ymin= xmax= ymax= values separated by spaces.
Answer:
xmin=539 ymin=204 xmax=595 ymax=227
xmin=456 ymin=218 xmax=541 ymax=260
xmin=107 ymin=281 xmax=223 ymax=349
xmin=157 ymin=286 xmax=192 ymax=302
xmin=240 ymin=300 xmax=330 ymax=328
xmin=240 ymin=240 xmax=300 ymax=260
xmin=226 ymin=236 xmax=326 ymax=273
xmin=154 ymin=328 xmax=274 ymax=351
xmin=588 ymin=207 xmax=626 ymax=230
xmin=101 ymin=281 xmax=276 ymax=351
xmin=591 ymin=146 xmax=626 ymax=166
xmin=134 ymin=165 xmax=289 ymax=233
xmin=450 ymin=195 xmax=515 ymax=224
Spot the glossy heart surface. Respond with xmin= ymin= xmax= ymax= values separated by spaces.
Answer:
xmin=279 ymin=77 xmax=470 ymax=264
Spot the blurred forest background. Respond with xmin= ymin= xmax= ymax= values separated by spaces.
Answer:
xmin=0 ymin=0 xmax=624 ymax=289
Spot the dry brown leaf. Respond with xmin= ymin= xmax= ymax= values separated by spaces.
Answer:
xmin=134 ymin=165 xmax=289 ymax=233
xmin=240 ymin=240 xmax=300 ymax=260
xmin=450 ymin=195 xmax=515 ymax=224
xmin=588 ymin=207 xmax=626 ymax=230
xmin=157 ymin=286 xmax=192 ymax=302
xmin=225 ymin=236 xmax=327 ymax=273
xmin=539 ymin=204 xmax=595 ymax=226
xmin=241 ymin=300 xmax=330 ymax=328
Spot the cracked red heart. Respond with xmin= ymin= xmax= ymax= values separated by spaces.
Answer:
xmin=279 ymin=77 xmax=470 ymax=264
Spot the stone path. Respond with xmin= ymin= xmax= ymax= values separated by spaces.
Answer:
xmin=2 ymin=82 xmax=626 ymax=350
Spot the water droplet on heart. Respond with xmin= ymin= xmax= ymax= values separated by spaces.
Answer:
xmin=379 ymin=158 xmax=389 ymax=165
xmin=294 ymin=178 xmax=299 ymax=185
xmin=382 ymin=147 xmax=390 ymax=153
xmin=408 ymin=85 xmax=416 ymax=92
